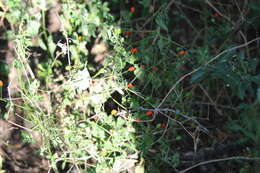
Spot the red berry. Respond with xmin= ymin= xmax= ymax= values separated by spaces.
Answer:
xmin=152 ymin=66 xmax=158 ymax=71
xmin=146 ymin=111 xmax=154 ymax=116
xmin=131 ymin=48 xmax=138 ymax=53
xmin=213 ymin=12 xmax=221 ymax=17
xmin=128 ymin=83 xmax=134 ymax=88
xmin=161 ymin=123 xmax=168 ymax=128
xmin=125 ymin=31 xmax=132 ymax=36
xmin=128 ymin=66 xmax=136 ymax=71
xmin=178 ymin=50 xmax=186 ymax=55
xmin=130 ymin=7 xmax=135 ymax=13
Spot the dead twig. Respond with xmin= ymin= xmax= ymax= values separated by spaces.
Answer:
xmin=6 ymin=119 xmax=32 ymax=132
xmin=180 ymin=156 xmax=260 ymax=173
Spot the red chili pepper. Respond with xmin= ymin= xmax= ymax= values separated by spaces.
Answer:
xmin=130 ymin=7 xmax=135 ymax=13
xmin=161 ymin=123 xmax=168 ymax=128
xmin=146 ymin=111 xmax=154 ymax=116
xmin=213 ymin=12 xmax=221 ymax=17
xmin=131 ymin=48 xmax=138 ymax=53
xmin=128 ymin=83 xmax=134 ymax=88
xmin=152 ymin=66 xmax=158 ymax=71
xmin=125 ymin=31 xmax=132 ymax=36
xmin=178 ymin=50 xmax=186 ymax=55
xmin=128 ymin=66 xmax=136 ymax=71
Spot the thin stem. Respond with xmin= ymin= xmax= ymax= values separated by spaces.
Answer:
xmin=180 ymin=156 xmax=260 ymax=173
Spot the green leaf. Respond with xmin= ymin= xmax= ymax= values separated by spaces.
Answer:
xmin=121 ymin=10 xmax=130 ymax=21
xmin=127 ymin=55 xmax=137 ymax=64
xmin=139 ymin=0 xmax=151 ymax=8
xmin=134 ymin=67 xmax=145 ymax=81
xmin=190 ymin=68 xmax=209 ymax=83
xmin=61 ymin=161 xmax=67 ymax=170
xmin=157 ymin=38 xmax=164 ymax=51
xmin=26 ymin=20 xmax=41 ymax=36
xmin=141 ymin=135 xmax=153 ymax=152
xmin=130 ymin=97 xmax=140 ymax=109
xmin=114 ymin=27 xmax=121 ymax=36
xmin=175 ymin=136 xmax=182 ymax=141
xmin=155 ymin=14 xmax=168 ymax=32
xmin=0 ymin=64 xmax=9 ymax=75
xmin=228 ymin=123 xmax=242 ymax=131
xmin=48 ymin=35 xmax=56 ymax=58
xmin=251 ymin=74 xmax=260 ymax=84
xmin=151 ymin=76 xmax=162 ymax=89
xmin=257 ymin=88 xmax=260 ymax=104
xmin=38 ymin=39 xmax=47 ymax=51
xmin=172 ymin=152 xmax=180 ymax=167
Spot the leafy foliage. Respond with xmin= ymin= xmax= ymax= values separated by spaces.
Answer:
xmin=1 ymin=0 xmax=260 ymax=172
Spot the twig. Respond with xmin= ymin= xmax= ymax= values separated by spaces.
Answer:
xmin=205 ymin=37 xmax=260 ymax=65
xmin=157 ymin=69 xmax=199 ymax=108
xmin=6 ymin=119 xmax=32 ymax=132
xmin=139 ymin=107 xmax=209 ymax=134
xmin=163 ymin=108 xmax=209 ymax=133
xmin=152 ymin=37 xmax=260 ymax=135
xmin=179 ymin=101 xmax=236 ymax=110
xmin=180 ymin=156 xmax=260 ymax=173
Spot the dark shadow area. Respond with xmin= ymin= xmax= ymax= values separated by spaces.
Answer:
xmin=1 ymin=1 xmax=260 ymax=173
xmin=105 ymin=0 xmax=260 ymax=172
